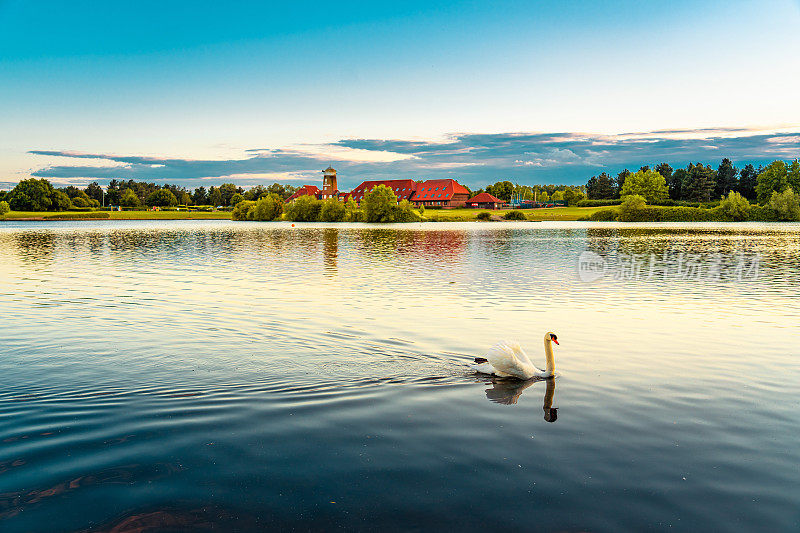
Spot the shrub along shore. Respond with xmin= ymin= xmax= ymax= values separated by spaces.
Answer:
xmin=582 ymin=189 xmax=800 ymax=222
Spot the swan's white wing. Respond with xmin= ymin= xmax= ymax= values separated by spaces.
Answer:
xmin=485 ymin=342 xmax=529 ymax=379
xmin=508 ymin=340 xmax=534 ymax=366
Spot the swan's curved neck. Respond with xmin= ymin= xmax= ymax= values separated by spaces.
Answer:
xmin=543 ymin=339 xmax=555 ymax=374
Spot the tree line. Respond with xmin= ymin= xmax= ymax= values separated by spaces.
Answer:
xmin=469 ymin=181 xmax=586 ymax=205
xmin=0 ymin=178 xmax=299 ymax=212
xmin=584 ymin=158 xmax=800 ymax=205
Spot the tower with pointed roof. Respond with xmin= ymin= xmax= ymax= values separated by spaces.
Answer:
xmin=321 ymin=167 xmax=338 ymax=199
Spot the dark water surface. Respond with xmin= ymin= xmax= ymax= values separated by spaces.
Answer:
xmin=1 ymin=220 xmax=798 ymax=532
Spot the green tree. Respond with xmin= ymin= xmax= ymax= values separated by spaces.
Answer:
xmin=145 ymin=189 xmax=178 ymax=207
xmin=51 ymin=190 xmax=73 ymax=211
xmin=85 ymin=182 xmax=104 ymax=204
xmin=737 ymin=164 xmax=757 ymax=202
xmin=180 ymin=192 xmax=192 ymax=206
xmin=0 ymin=200 xmax=9 ymax=215
xmin=120 ymin=188 xmax=141 ymax=207
xmin=106 ymin=182 xmax=120 ymax=205
xmin=62 ymin=186 xmax=86 ymax=199
xmin=789 ymin=159 xmax=800 ymax=192
xmin=668 ymin=168 xmax=687 ymax=200
xmin=219 ymin=183 xmax=238 ymax=206
xmin=244 ymin=185 xmax=268 ymax=201
xmin=551 ymin=190 xmax=564 ymax=202
xmin=267 ymin=182 xmax=297 ymax=200
xmin=756 ymin=160 xmax=789 ymax=204
xmin=208 ymin=186 xmax=223 ymax=206
xmin=6 ymin=178 xmax=56 ymax=211
xmin=562 ymin=187 xmax=585 ymax=206
xmin=230 ymin=193 xmax=245 ymax=206
xmin=252 ymin=194 xmax=284 ymax=221
xmin=620 ymin=169 xmax=669 ymax=202
xmin=231 ymin=200 xmax=256 ymax=220
xmin=319 ymin=198 xmax=346 ymax=222
xmin=362 ymin=185 xmax=398 ymax=222
xmin=192 ymin=186 xmax=208 ymax=205
xmin=591 ymin=172 xmax=615 ymax=199
xmin=655 ymin=163 xmax=673 ymax=181
xmin=285 ymin=194 xmax=322 ymax=221
xmin=585 ymin=176 xmax=599 ymax=199
xmin=486 ymin=181 xmax=514 ymax=202
xmin=717 ymin=191 xmax=751 ymax=221
xmin=615 ymin=169 xmax=631 ymax=197
xmin=344 ymin=198 xmax=361 ymax=222
xmin=618 ymin=194 xmax=646 ymax=221
xmin=392 ymin=200 xmax=421 ymax=222
xmin=538 ymin=191 xmax=550 ymax=203
xmin=683 ymin=163 xmax=716 ymax=202
xmin=715 ymin=158 xmax=738 ymax=198
xmin=72 ymin=196 xmax=90 ymax=208
xmin=768 ymin=188 xmax=800 ymax=221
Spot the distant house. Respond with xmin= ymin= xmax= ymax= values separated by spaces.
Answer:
xmin=344 ymin=179 xmax=417 ymax=204
xmin=287 ymin=170 xmax=471 ymax=209
xmin=410 ymin=179 xmax=470 ymax=208
xmin=285 ymin=185 xmax=320 ymax=202
xmin=466 ymin=192 xmax=504 ymax=209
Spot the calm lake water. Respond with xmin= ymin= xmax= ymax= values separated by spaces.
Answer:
xmin=1 ymin=220 xmax=798 ymax=532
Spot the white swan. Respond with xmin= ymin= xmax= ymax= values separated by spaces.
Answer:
xmin=470 ymin=331 xmax=559 ymax=379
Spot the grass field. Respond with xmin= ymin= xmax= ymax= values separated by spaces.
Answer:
xmin=2 ymin=210 xmax=232 ymax=220
xmin=422 ymin=206 xmax=607 ymax=222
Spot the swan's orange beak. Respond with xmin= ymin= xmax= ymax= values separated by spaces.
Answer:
xmin=551 ymin=338 xmax=559 ymax=345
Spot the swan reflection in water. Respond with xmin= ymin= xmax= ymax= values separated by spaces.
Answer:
xmin=484 ymin=377 xmax=558 ymax=422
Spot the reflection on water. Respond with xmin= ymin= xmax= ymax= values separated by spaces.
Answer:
xmin=1 ymin=220 xmax=799 ymax=532
xmin=483 ymin=377 xmax=558 ymax=422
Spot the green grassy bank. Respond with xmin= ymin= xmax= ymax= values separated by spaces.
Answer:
xmin=423 ymin=206 xmax=607 ymax=221
xmin=2 ymin=210 xmax=233 ymax=221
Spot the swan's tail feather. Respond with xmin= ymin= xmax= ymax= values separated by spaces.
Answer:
xmin=470 ymin=361 xmax=496 ymax=374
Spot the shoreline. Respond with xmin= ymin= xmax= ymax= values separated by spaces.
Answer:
xmin=3 ymin=206 xmax=798 ymax=223
xmin=1 ymin=206 xmax=605 ymax=222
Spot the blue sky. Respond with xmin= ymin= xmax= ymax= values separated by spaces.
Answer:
xmin=1 ymin=0 xmax=799 ymax=190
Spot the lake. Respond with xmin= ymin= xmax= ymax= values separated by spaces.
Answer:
xmin=1 ymin=220 xmax=798 ymax=532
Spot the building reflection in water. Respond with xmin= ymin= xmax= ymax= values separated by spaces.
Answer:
xmin=322 ymin=228 xmax=339 ymax=275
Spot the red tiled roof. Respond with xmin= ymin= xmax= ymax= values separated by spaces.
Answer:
xmin=467 ymin=192 xmax=503 ymax=204
xmin=346 ymin=179 xmax=417 ymax=202
xmin=410 ymin=179 xmax=470 ymax=202
xmin=285 ymin=185 xmax=320 ymax=202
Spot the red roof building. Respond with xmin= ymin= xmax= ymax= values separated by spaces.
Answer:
xmin=344 ymin=179 xmax=417 ymax=204
xmin=410 ymin=179 xmax=470 ymax=208
xmin=285 ymin=185 xmax=320 ymax=202
xmin=466 ymin=192 xmax=504 ymax=209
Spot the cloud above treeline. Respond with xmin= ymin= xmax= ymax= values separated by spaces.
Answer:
xmin=26 ymin=128 xmax=800 ymax=189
